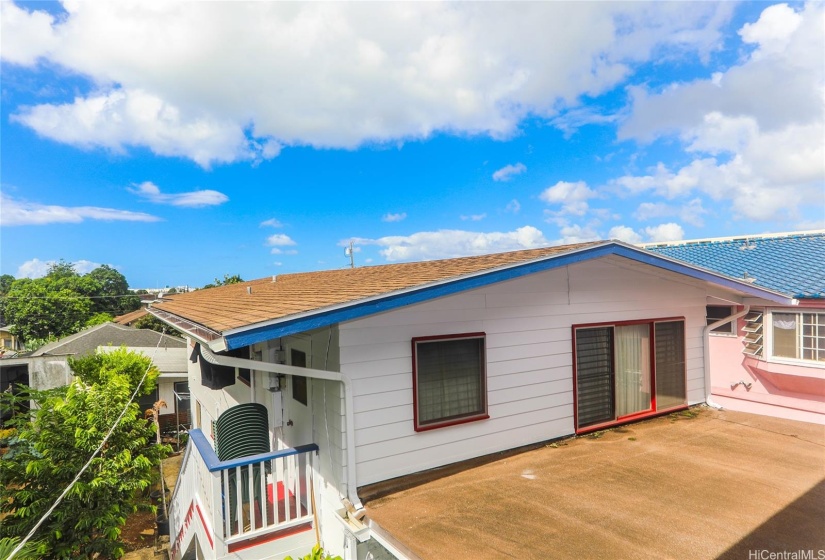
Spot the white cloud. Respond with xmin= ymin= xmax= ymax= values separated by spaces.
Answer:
xmin=505 ymin=199 xmax=521 ymax=213
xmin=555 ymin=224 xmax=601 ymax=244
xmin=266 ymin=234 xmax=297 ymax=247
xmin=16 ymin=258 xmax=52 ymax=279
xmin=606 ymin=223 xmax=685 ymax=244
xmin=16 ymin=258 xmax=103 ymax=279
xmin=0 ymin=2 xmax=58 ymax=65
xmin=128 ymin=181 xmax=228 ymax=208
xmin=739 ymin=3 xmax=803 ymax=58
xmin=0 ymin=193 xmax=160 ymax=226
xmin=352 ymin=225 xmax=550 ymax=262
xmin=13 ymin=89 xmax=279 ymax=168
xmin=540 ymin=180 xmax=597 ymax=217
xmin=260 ymin=218 xmax=284 ymax=228
xmin=616 ymin=3 xmax=824 ymax=222
xmin=492 ymin=163 xmax=526 ymax=182
xmin=382 ymin=212 xmax=407 ymax=223
xmin=608 ymin=225 xmax=643 ymax=244
xmin=644 ymin=223 xmax=684 ymax=243
xmin=634 ymin=198 xmax=707 ymax=227
xmin=460 ymin=214 xmax=487 ymax=221
xmin=2 ymin=2 xmax=735 ymax=165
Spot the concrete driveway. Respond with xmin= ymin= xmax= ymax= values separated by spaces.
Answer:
xmin=364 ymin=408 xmax=825 ymax=560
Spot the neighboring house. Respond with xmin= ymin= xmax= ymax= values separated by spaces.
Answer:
xmin=149 ymin=240 xmax=797 ymax=560
xmin=0 ymin=323 xmax=189 ymax=431
xmin=644 ymin=230 xmax=825 ymax=425
xmin=114 ymin=308 xmax=150 ymax=326
xmin=0 ymin=326 xmax=22 ymax=354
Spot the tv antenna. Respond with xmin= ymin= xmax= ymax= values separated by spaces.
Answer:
xmin=345 ymin=241 xmax=355 ymax=269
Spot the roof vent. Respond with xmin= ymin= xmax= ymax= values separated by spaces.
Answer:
xmin=271 ymin=275 xmax=277 ymax=283
xmin=247 ymin=286 xmax=252 ymax=295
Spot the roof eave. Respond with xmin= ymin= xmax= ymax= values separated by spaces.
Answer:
xmin=147 ymin=307 xmax=225 ymax=351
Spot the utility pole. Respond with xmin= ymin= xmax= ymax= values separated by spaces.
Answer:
xmin=346 ymin=241 xmax=355 ymax=269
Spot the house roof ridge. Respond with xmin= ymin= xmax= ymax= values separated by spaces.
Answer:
xmin=639 ymin=229 xmax=825 ymax=248
xmin=270 ymin=242 xmax=600 ymax=282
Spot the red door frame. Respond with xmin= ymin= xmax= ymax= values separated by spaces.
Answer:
xmin=572 ymin=317 xmax=688 ymax=434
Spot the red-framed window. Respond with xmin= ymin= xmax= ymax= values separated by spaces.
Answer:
xmin=412 ymin=333 xmax=489 ymax=432
xmin=572 ymin=318 xmax=687 ymax=433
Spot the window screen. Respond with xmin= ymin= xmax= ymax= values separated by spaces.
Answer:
xmin=575 ymin=327 xmax=615 ymax=428
xmin=654 ymin=321 xmax=687 ymax=410
xmin=414 ymin=335 xmax=486 ymax=430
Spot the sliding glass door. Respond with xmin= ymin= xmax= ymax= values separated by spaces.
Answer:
xmin=615 ymin=324 xmax=652 ymax=418
xmin=575 ymin=319 xmax=686 ymax=431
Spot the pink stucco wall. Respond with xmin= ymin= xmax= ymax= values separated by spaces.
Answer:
xmin=708 ymin=313 xmax=825 ymax=425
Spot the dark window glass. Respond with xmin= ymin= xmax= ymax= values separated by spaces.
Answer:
xmin=413 ymin=335 xmax=486 ymax=430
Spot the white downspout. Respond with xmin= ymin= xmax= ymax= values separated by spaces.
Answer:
xmin=703 ymin=305 xmax=750 ymax=410
xmin=198 ymin=344 xmax=365 ymax=512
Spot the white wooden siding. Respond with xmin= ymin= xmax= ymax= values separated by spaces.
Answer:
xmin=339 ymin=258 xmax=709 ymax=486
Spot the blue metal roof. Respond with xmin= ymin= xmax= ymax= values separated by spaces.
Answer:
xmin=645 ymin=232 xmax=825 ymax=299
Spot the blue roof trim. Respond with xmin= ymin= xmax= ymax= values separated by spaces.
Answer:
xmin=223 ymin=243 xmax=792 ymax=350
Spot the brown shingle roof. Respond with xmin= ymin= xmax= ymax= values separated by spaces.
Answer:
xmin=152 ymin=242 xmax=601 ymax=334
xmin=114 ymin=308 xmax=148 ymax=325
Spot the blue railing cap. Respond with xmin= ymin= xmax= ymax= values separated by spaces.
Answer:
xmin=189 ymin=428 xmax=318 ymax=472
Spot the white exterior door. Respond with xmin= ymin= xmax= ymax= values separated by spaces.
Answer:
xmin=282 ymin=337 xmax=314 ymax=448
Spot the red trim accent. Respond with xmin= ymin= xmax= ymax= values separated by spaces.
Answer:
xmin=648 ymin=322 xmax=657 ymax=413
xmin=575 ymin=405 xmax=688 ymax=435
xmin=414 ymin=413 xmax=490 ymax=432
xmin=227 ymin=522 xmax=313 ymax=553
xmin=573 ymin=316 xmax=685 ymax=329
xmin=572 ymin=317 xmax=687 ymax=434
xmin=412 ymin=332 xmax=487 ymax=432
xmin=196 ymin=502 xmax=214 ymax=548
xmin=571 ymin=324 xmax=579 ymax=433
xmin=170 ymin=498 xmax=214 ymax=558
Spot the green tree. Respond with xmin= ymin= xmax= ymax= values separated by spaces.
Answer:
xmin=202 ymin=274 xmax=243 ymax=289
xmin=3 ymin=280 xmax=92 ymax=341
xmin=45 ymin=259 xmax=77 ymax=280
xmin=0 ymin=274 xmax=13 ymax=296
xmin=0 ymin=349 xmax=168 ymax=559
xmin=1 ymin=263 xmax=143 ymax=343
xmin=0 ymin=274 xmax=14 ymax=327
xmin=87 ymin=265 xmax=140 ymax=315
xmin=132 ymin=314 xmax=182 ymax=338
xmin=0 ymin=536 xmax=45 ymax=559
xmin=85 ymin=312 xmax=114 ymax=327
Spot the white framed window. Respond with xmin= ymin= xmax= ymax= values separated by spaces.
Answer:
xmin=706 ymin=305 xmax=736 ymax=335
xmin=768 ymin=310 xmax=825 ymax=365
xmin=412 ymin=333 xmax=488 ymax=431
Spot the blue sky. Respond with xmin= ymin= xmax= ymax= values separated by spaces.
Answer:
xmin=1 ymin=1 xmax=823 ymax=289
